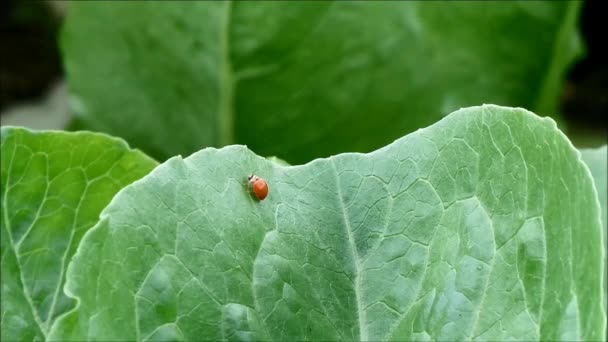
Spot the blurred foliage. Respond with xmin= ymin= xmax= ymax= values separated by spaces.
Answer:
xmin=60 ymin=1 xmax=582 ymax=164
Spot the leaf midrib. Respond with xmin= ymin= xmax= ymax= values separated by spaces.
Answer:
xmin=218 ymin=1 xmax=234 ymax=147
xmin=533 ymin=1 xmax=581 ymax=115
xmin=331 ymin=158 xmax=367 ymax=341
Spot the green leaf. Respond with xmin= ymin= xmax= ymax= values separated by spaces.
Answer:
xmin=61 ymin=1 xmax=582 ymax=164
xmin=49 ymin=105 xmax=605 ymax=341
xmin=580 ymin=145 xmax=607 ymax=310
xmin=580 ymin=145 xmax=608 ymax=241
xmin=0 ymin=127 xmax=158 ymax=341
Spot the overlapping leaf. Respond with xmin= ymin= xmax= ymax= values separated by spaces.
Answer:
xmin=580 ymin=145 xmax=607 ymax=310
xmin=0 ymin=127 xmax=157 ymax=341
xmin=48 ymin=105 xmax=605 ymax=341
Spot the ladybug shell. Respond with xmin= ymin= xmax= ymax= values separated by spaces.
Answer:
xmin=248 ymin=175 xmax=268 ymax=200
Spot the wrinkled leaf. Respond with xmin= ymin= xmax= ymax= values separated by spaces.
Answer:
xmin=62 ymin=1 xmax=581 ymax=164
xmin=0 ymin=127 xmax=157 ymax=341
xmin=49 ymin=105 xmax=605 ymax=341
xmin=580 ymin=145 xmax=607 ymax=310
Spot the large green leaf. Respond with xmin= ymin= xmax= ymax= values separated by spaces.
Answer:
xmin=49 ymin=105 xmax=605 ymax=341
xmin=580 ymin=145 xmax=607 ymax=310
xmin=0 ymin=127 xmax=158 ymax=341
xmin=61 ymin=1 xmax=582 ymax=164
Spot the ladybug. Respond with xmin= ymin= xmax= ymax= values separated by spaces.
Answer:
xmin=248 ymin=174 xmax=268 ymax=200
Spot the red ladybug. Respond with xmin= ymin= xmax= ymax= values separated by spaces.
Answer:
xmin=248 ymin=175 xmax=268 ymax=200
